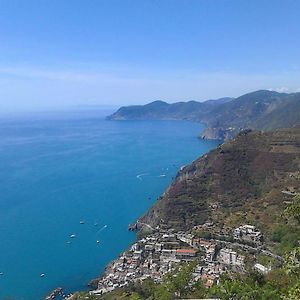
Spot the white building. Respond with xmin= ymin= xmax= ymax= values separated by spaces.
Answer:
xmin=218 ymin=248 xmax=244 ymax=267
xmin=254 ymin=263 xmax=271 ymax=274
xmin=219 ymin=248 xmax=237 ymax=265
xmin=233 ymin=225 xmax=262 ymax=244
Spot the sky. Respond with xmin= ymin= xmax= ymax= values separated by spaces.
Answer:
xmin=0 ymin=0 xmax=300 ymax=111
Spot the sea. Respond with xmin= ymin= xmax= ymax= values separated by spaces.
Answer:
xmin=0 ymin=109 xmax=219 ymax=300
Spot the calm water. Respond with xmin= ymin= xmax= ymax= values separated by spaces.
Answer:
xmin=0 ymin=110 xmax=218 ymax=300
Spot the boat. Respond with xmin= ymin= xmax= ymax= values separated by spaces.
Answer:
xmin=96 ymin=240 xmax=100 ymax=244
xmin=40 ymin=273 xmax=45 ymax=277
xmin=0 ymin=272 xmax=4 ymax=276
xmin=70 ymin=234 xmax=76 ymax=238
xmin=80 ymin=220 xmax=85 ymax=224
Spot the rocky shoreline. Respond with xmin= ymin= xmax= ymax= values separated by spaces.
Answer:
xmin=44 ymin=287 xmax=63 ymax=300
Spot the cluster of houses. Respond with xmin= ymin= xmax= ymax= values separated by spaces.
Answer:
xmin=233 ymin=224 xmax=263 ymax=245
xmin=90 ymin=224 xmax=265 ymax=296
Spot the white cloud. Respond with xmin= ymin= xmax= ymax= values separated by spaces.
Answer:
xmin=275 ymin=87 xmax=289 ymax=93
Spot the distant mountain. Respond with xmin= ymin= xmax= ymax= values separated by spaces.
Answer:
xmin=107 ymin=90 xmax=300 ymax=140
xmin=202 ymin=97 xmax=234 ymax=105
xmin=200 ymin=90 xmax=290 ymax=139
xmin=106 ymin=97 xmax=234 ymax=122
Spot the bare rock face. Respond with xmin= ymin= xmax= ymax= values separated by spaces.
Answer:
xmin=200 ymin=127 xmax=238 ymax=141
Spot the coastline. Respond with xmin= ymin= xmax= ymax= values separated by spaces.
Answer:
xmin=64 ymin=125 xmax=300 ymax=299
xmin=31 ymin=118 xmax=218 ymax=300
xmin=60 ymin=121 xmax=222 ymax=299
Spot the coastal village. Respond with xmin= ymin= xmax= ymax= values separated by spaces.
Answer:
xmin=82 ymin=222 xmax=277 ymax=298
xmin=58 ymin=127 xmax=300 ymax=300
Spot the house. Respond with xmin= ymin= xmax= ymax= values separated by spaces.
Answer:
xmin=218 ymin=248 xmax=245 ymax=267
xmin=233 ymin=225 xmax=262 ymax=244
xmin=155 ymin=243 xmax=162 ymax=251
xmin=254 ymin=263 xmax=271 ymax=274
xmin=205 ymin=246 xmax=216 ymax=262
xmin=192 ymin=238 xmax=213 ymax=249
xmin=201 ymin=274 xmax=218 ymax=288
xmin=175 ymin=248 xmax=198 ymax=260
xmin=219 ymin=248 xmax=237 ymax=265
xmin=177 ymin=233 xmax=194 ymax=245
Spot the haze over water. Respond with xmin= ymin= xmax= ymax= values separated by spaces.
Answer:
xmin=0 ymin=110 xmax=218 ymax=299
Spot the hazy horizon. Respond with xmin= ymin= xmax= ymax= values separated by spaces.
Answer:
xmin=0 ymin=0 xmax=299 ymax=112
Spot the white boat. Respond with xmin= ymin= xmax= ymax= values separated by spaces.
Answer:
xmin=80 ymin=220 xmax=85 ymax=224
xmin=70 ymin=234 xmax=76 ymax=238
xmin=96 ymin=240 xmax=100 ymax=244
xmin=40 ymin=273 xmax=45 ymax=277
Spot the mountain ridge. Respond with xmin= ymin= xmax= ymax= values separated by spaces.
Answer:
xmin=107 ymin=90 xmax=300 ymax=140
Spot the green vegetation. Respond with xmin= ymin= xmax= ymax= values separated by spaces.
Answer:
xmin=270 ymin=195 xmax=300 ymax=254
xmin=271 ymin=224 xmax=300 ymax=254
xmin=284 ymin=194 xmax=300 ymax=224
xmin=69 ymin=292 xmax=98 ymax=299
xmin=194 ymin=230 xmax=213 ymax=239
xmin=257 ymin=254 xmax=278 ymax=269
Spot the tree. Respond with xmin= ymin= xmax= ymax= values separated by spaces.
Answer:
xmin=153 ymin=284 xmax=172 ymax=300
xmin=284 ymin=195 xmax=300 ymax=224
xmin=129 ymin=292 xmax=143 ymax=300
xmin=284 ymin=281 xmax=300 ymax=300
xmin=284 ymin=247 xmax=300 ymax=276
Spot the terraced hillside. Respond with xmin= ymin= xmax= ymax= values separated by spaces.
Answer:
xmin=140 ymin=126 xmax=300 ymax=248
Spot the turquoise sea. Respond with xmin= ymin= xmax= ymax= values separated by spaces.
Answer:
xmin=0 ymin=110 xmax=219 ymax=300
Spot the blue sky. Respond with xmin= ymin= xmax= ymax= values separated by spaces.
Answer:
xmin=0 ymin=0 xmax=299 ymax=111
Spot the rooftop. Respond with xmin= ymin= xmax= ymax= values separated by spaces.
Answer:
xmin=176 ymin=249 xmax=197 ymax=254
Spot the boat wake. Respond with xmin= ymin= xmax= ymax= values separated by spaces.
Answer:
xmin=96 ymin=225 xmax=108 ymax=235
xmin=136 ymin=173 xmax=149 ymax=181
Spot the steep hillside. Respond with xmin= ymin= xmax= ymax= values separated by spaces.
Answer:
xmin=202 ymin=90 xmax=287 ymax=127
xmin=200 ymin=90 xmax=300 ymax=139
xmin=255 ymin=93 xmax=300 ymax=130
xmin=140 ymin=126 xmax=300 ymax=244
